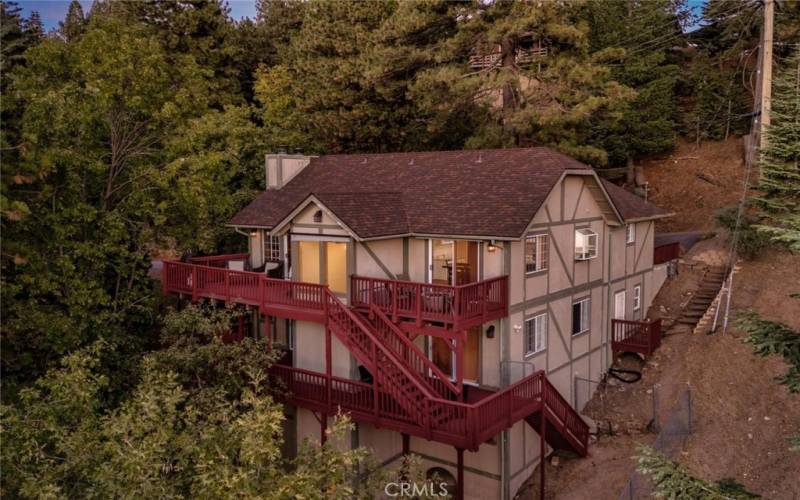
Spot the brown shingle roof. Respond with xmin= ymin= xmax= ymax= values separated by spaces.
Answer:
xmin=600 ymin=179 xmax=671 ymax=221
xmin=229 ymin=148 xmax=669 ymax=239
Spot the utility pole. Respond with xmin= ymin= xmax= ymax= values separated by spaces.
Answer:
xmin=759 ymin=0 xmax=774 ymax=149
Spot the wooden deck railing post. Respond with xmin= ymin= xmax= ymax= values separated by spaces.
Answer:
xmin=225 ymin=270 xmax=230 ymax=302
xmin=372 ymin=343 xmax=379 ymax=419
xmin=191 ymin=266 xmax=198 ymax=303
xmin=391 ymin=281 xmax=398 ymax=323
xmin=481 ymin=281 xmax=488 ymax=324
xmin=415 ymin=284 xmax=422 ymax=327
xmin=258 ymin=277 xmax=265 ymax=311
xmin=325 ymin=316 xmax=332 ymax=414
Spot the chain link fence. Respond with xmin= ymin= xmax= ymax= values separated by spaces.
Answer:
xmin=618 ymin=383 xmax=693 ymax=500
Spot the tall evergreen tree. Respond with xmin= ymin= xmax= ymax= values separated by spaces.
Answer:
xmin=754 ymin=49 xmax=800 ymax=250
xmin=405 ymin=0 xmax=636 ymax=165
xmin=59 ymin=0 xmax=86 ymax=41
xmin=22 ymin=9 xmax=44 ymax=42
xmin=583 ymin=0 xmax=687 ymax=171
xmin=255 ymin=0 xmax=411 ymax=153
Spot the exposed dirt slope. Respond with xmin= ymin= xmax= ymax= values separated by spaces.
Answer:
xmin=642 ymin=137 xmax=747 ymax=233
xmin=518 ymin=135 xmax=799 ymax=499
xmin=518 ymin=244 xmax=800 ymax=500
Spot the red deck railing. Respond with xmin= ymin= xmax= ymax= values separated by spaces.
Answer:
xmin=654 ymin=242 xmax=681 ymax=265
xmin=187 ymin=253 xmax=249 ymax=268
xmin=162 ymin=259 xmax=328 ymax=322
xmin=350 ymin=275 xmax=508 ymax=330
xmin=611 ymin=318 xmax=662 ymax=356
xmin=368 ymin=304 xmax=461 ymax=399
xmin=163 ymin=256 xmax=586 ymax=456
xmin=269 ymin=363 xmax=588 ymax=454
xmin=163 ymin=259 xmax=508 ymax=331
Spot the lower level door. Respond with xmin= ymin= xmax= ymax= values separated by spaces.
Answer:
xmin=463 ymin=326 xmax=481 ymax=383
xmin=429 ymin=327 xmax=481 ymax=384
xmin=614 ymin=290 xmax=626 ymax=320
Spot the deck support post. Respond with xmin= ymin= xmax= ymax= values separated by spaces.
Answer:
xmin=402 ymin=433 xmax=410 ymax=456
xmin=456 ymin=333 xmax=464 ymax=401
xmin=321 ymin=413 xmax=328 ymax=445
xmin=325 ymin=324 xmax=332 ymax=413
xmin=456 ymin=447 xmax=464 ymax=500
xmin=540 ymin=410 xmax=546 ymax=500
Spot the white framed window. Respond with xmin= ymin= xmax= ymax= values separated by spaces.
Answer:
xmin=574 ymin=228 xmax=598 ymax=260
xmin=264 ymin=234 xmax=281 ymax=261
xmin=524 ymin=313 xmax=547 ymax=356
xmin=626 ymin=224 xmax=635 ymax=244
xmin=571 ymin=298 xmax=590 ymax=335
xmin=633 ymin=285 xmax=641 ymax=311
xmin=525 ymin=234 xmax=548 ymax=273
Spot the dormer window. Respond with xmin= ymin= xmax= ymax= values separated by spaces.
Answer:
xmin=575 ymin=228 xmax=598 ymax=260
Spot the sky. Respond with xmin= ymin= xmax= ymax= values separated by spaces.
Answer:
xmin=16 ymin=0 xmax=258 ymax=30
xmin=17 ymin=0 xmax=706 ymax=34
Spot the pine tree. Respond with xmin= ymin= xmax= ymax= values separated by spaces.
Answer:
xmin=754 ymin=49 xmax=800 ymax=251
xmin=584 ymin=0 xmax=687 ymax=170
xmin=59 ymin=0 xmax=86 ymax=41
xmin=405 ymin=0 xmax=636 ymax=165
xmin=22 ymin=10 xmax=44 ymax=42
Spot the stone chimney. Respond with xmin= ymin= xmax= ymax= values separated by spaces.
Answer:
xmin=265 ymin=151 xmax=313 ymax=190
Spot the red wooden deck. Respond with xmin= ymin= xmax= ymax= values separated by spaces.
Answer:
xmin=611 ymin=318 xmax=662 ymax=356
xmin=654 ymin=242 xmax=681 ymax=265
xmin=268 ymin=362 xmax=588 ymax=454
xmin=351 ymin=275 xmax=508 ymax=331
xmin=162 ymin=260 xmax=508 ymax=329
xmin=161 ymin=255 xmax=587 ymax=459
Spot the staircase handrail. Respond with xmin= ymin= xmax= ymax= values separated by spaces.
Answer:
xmin=323 ymin=289 xmax=440 ymax=402
xmin=369 ymin=304 xmax=461 ymax=399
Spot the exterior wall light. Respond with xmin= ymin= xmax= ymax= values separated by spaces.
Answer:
xmin=313 ymin=210 xmax=323 ymax=223
xmin=485 ymin=325 xmax=495 ymax=339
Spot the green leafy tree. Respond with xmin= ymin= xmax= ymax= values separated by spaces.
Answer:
xmin=96 ymin=0 xmax=248 ymax=106
xmin=160 ymin=105 xmax=266 ymax=253
xmin=0 ymin=12 xmax=213 ymax=386
xmin=1 ymin=306 xmax=392 ymax=498
xmin=753 ymin=49 xmax=800 ymax=250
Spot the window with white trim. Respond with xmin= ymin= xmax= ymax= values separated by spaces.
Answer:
xmin=264 ymin=234 xmax=281 ymax=261
xmin=571 ymin=298 xmax=590 ymax=335
xmin=574 ymin=228 xmax=598 ymax=260
xmin=524 ymin=313 xmax=547 ymax=356
xmin=626 ymin=224 xmax=635 ymax=244
xmin=525 ymin=234 xmax=548 ymax=273
xmin=633 ymin=285 xmax=641 ymax=311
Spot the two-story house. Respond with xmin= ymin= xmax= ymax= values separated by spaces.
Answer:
xmin=162 ymin=148 xmax=673 ymax=499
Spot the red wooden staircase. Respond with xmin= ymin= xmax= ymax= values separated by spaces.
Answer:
xmin=161 ymin=258 xmax=589 ymax=456
xmin=276 ymin=287 xmax=590 ymax=455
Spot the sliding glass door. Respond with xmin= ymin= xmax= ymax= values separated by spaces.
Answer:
xmin=428 ymin=239 xmax=480 ymax=286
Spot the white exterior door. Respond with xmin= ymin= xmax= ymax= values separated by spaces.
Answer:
xmin=614 ymin=291 xmax=626 ymax=320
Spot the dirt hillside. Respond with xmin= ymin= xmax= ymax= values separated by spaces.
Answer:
xmin=642 ymin=136 xmax=747 ymax=233
xmin=518 ymin=137 xmax=800 ymax=500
